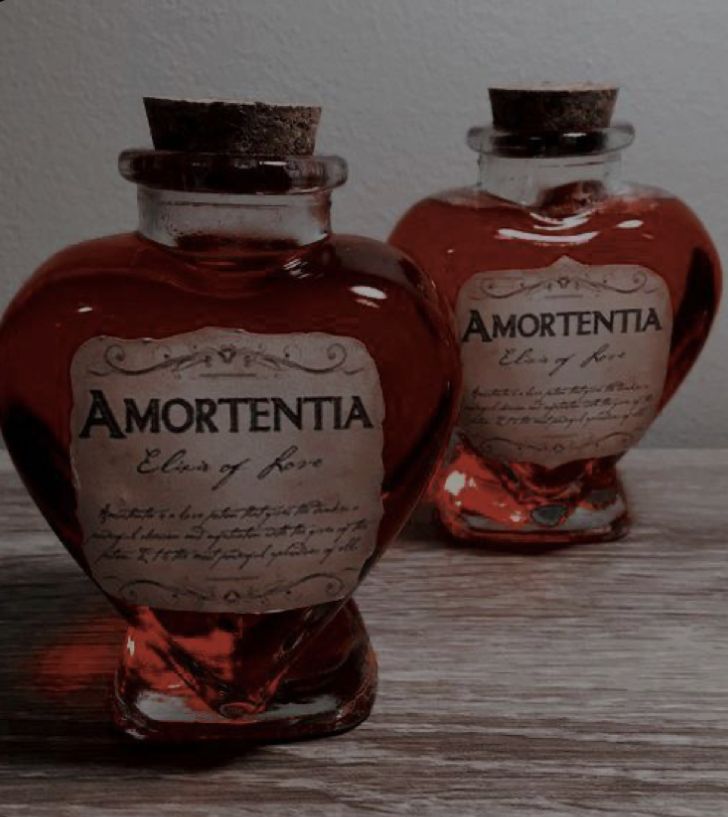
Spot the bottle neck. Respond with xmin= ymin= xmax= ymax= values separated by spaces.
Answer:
xmin=137 ymin=186 xmax=332 ymax=255
xmin=477 ymin=152 xmax=622 ymax=209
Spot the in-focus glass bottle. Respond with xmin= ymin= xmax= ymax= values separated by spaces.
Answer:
xmin=0 ymin=98 xmax=460 ymax=740
xmin=391 ymin=85 xmax=721 ymax=545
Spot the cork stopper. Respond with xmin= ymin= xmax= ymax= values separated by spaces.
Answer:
xmin=143 ymin=97 xmax=321 ymax=155
xmin=489 ymin=84 xmax=619 ymax=133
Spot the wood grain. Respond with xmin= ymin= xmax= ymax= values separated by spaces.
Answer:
xmin=1 ymin=449 xmax=728 ymax=816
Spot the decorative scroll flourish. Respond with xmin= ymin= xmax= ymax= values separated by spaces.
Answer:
xmin=474 ymin=430 xmax=639 ymax=458
xmin=475 ymin=269 xmax=652 ymax=300
xmin=116 ymin=574 xmax=346 ymax=606
xmin=116 ymin=579 xmax=213 ymax=604
xmin=89 ymin=341 xmax=362 ymax=378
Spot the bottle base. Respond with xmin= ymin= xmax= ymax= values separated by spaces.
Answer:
xmin=436 ymin=503 xmax=630 ymax=547
xmin=434 ymin=448 xmax=630 ymax=547
xmin=112 ymin=600 xmax=378 ymax=744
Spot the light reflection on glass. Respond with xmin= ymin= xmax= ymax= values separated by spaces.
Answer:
xmin=351 ymin=285 xmax=386 ymax=300
xmin=496 ymin=228 xmax=599 ymax=245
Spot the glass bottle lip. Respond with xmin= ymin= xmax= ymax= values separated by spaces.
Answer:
xmin=118 ymin=150 xmax=348 ymax=195
xmin=467 ymin=122 xmax=635 ymax=158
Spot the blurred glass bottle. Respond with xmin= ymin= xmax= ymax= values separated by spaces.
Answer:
xmin=391 ymin=85 xmax=721 ymax=546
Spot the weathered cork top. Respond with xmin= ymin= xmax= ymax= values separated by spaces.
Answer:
xmin=143 ymin=97 xmax=322 ymax=155
xmin=489 ymin=84 xmax=619 ymax=133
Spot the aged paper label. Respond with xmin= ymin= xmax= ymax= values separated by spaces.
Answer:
xmin=456 ymin=257 xmax=672 ymax=467
xmin=70 ymin=329 xmax=385 ymax=614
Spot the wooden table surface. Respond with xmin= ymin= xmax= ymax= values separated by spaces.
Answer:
xmin=2 ymin=449 xmax=728 ymax=816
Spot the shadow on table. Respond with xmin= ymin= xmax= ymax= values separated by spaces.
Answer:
xmin=0 ymin=562 xmax=260 ymax=771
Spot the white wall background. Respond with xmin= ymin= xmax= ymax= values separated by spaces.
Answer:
xmin=1 ymin=0 xmax=725 ymax=447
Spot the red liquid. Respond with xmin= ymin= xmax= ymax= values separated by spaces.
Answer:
xmin=0 ymin=231 xmax=460 ymax=740
xmin=391 ymin=183 xmax=721 ymax=545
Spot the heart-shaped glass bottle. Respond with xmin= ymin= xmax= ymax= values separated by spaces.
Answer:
xmin=0 ymin=99 xmax=460 ymax=741
xmin=391 ymin=85 xmax=721 ymax=546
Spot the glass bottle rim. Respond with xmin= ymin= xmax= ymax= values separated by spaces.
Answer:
xmin=118 ymin=150 xmax=348 ymax=195
xmin=467 ymin=122 xmax=635 ymax=159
